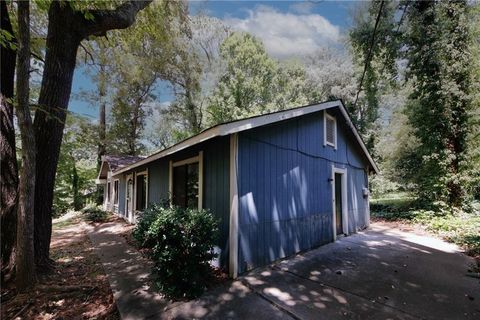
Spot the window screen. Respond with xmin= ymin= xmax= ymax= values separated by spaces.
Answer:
xmin=173 ymin=162 xmax=199 ymax=209
xmin=326 ymin=115 xmax=336 ymax=146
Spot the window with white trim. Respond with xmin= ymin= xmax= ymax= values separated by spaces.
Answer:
xmin=324 ymin=111 xmax=337 ymax=148
xmin=136 ymin=172 xmax=148 ymax=211
xmin=107 ymin=182 xmax=111 ymax=203
xmin=169 ymin=153 xmax=203 ymax=209
xmin=113 ymin=180 xmax=119 ymax=204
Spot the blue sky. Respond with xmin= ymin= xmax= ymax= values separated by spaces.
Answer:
xmin=70 ymin=1 xmax=356 ymax=119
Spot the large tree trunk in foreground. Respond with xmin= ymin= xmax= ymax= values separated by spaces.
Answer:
xmin=33 ymin=1 xmax=152 ymax=270
xmin=33 ymin=2 xmax=82 ymax=269
xmin=0 ymin=0 xmax=18 ymax=280
xmin=15 ymin=0 xmax=36 ymax=291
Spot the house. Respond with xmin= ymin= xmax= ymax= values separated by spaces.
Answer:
xmin=96 ymin=100 xmax=378 ymax=277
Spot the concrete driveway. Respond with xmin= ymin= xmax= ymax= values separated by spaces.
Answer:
xmin=165 ymin=223 xmax=479 ymax=320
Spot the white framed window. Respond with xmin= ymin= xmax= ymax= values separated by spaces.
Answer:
xmin=107 ymin=182 xmax=111 ymax=203
xmin=135 ymin=170 xmax=148 ymax=212
xmin=324 ymin=110 xmax=337 ymax=149
xmin=113 ymin=179 xmax=119 ymax=205
xmin=169 ymin=151 xmax=203 ymax=210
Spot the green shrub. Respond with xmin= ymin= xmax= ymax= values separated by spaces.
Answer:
xmin=82 ymin=205 xmax=109 ymax=222
xmin=132 ymin=203 xmax=164 ymax=247
xmin=133 ymin=205 xmax=219 ymax=298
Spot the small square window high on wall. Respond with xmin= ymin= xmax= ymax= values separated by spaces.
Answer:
xmin=324 ymin=110 xmax=337 ymax=148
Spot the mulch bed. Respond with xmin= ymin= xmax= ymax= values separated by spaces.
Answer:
xmin=1 ymin=215 xmax=119 ymax=320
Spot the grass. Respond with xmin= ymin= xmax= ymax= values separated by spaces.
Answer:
xmin=371 ymin=195 xmax=480 ymax=257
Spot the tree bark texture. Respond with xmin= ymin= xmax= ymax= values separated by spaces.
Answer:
xmin=15 ymin=0 xmax=36 ymax=291
xmin=33 ymin=1 xmax=152 ymax=269
xmin=33 ymin=2 xmax=82 ymax=268
xmin=0 ymin=0 xmax=19 ymax=280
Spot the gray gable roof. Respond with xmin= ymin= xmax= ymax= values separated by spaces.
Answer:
xmin=102 ymin=155 xmax=145 ymax=172
xmin=96 ymin=155 xmax=146 ymax=181
xmin=112 ymin=100 xmax=379 ymax=175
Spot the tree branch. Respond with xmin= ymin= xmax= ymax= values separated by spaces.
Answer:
xmin=81 ymin=1 xmax=153 ymax=39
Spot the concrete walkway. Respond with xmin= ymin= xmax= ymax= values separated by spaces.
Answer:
xmin=88 ymin=221 xmax=480 ymax=320
xmin=87 ymin=221 xmax=289 ymax=320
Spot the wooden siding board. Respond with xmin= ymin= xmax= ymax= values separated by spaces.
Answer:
xmin=118 ymin=175 xmax=126 ymax=216
xmin=237 ymin=111 xmax=370 ymax=274
xmin=202 ymin=136 xmax=230 ymax=270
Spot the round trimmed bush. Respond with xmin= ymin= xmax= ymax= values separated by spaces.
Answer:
xmin=133 ymin=205 xmax=219 ymax=298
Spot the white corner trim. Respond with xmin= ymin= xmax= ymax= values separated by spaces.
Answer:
xmin=331 ymin=165 xmax=348 ymax=240
xmin=229 ymin=133 xmax=239 ymax=278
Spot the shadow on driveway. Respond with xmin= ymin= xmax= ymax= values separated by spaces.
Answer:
xmin=89 ymin=221 xmax=479 ymax=319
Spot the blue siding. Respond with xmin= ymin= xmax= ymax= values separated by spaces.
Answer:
xmin=148 ymin=159 xmax=169 ymax=205
xmin=203 ymin=137 xmax=230 ymax=269
xmin=237 ymin=110 xmax=370 ymax=273
xmin=118 ymin=175 xmax=126 ymax=216
xmin=126 ymin=137 xmax=231 ymax=270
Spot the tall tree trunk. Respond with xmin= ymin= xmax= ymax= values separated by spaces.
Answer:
xmin=15 ymin=0 xmax=36 ymax=291
xmin=32 ymin=1 xmax=152 ymax=270
xmin=97 ymin=65 xmax=106 ymax=205
xmin=0 ymin=0 xmax=18 ymax=281
xmin=72 ymin=161 xmax=81 ymax=210
xmin=33 ymin=3 xmax=81 ymax=269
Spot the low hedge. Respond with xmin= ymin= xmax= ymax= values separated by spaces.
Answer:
xmin=133 ymin=204 xmax=219 ymax=298
xmin=82 ymin=205 xmax=109 ymax=222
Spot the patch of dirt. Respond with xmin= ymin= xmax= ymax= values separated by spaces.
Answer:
xmin=1 ymin=214 xmax=119 ymax=320
xmin=371 ymin=217 xmax=430 ymax=236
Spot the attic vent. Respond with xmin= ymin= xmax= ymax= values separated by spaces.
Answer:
xmin=324 ymin=111 xmax=336 ymax=148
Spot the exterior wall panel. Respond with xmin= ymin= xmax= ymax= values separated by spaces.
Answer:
xmin=237 ymin=111 xmax=370 ymax=273
xmin=119 ymin=137 xmax=231 ymax=270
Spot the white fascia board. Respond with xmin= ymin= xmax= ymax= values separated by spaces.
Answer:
xmin=219 ymin=101 xmax=340 ymax=136
xmin=113 ymin=127 xmax=221 ymax=175
xmin=96 ymin=161 xmax=109 ymax=180
xmin=336 ymin=102 xmax=379 ymax=174
xmin=95 ymin=178 xmax=107 ymax=185
xmin=112 ymin=100 xmax=379 ymax=175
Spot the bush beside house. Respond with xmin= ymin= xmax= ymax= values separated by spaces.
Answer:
xmin=133 ymin=204 xmax=219 ymax=298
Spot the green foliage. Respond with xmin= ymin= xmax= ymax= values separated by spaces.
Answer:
xmin=133 ymin=205 xmax=219 ymax=299
xmin=349 ymin=0 xmax=401 ymax=135
xmin=53 ymin=114 xmax=97 ymax=216
xmin=206 ymin=32 xmax=311 ymax=125
xmin=82 ymin=205 xmax=109 ymax=223
xmin=403 ymin=0 xmax=472 ymax=207
xmin=372 ymin=195 xmax=480 ymax=256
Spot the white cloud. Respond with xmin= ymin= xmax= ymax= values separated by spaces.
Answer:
xmin=224 ymin=5 xmax=341 ymax=58
xmin=290 ymin=2 xmax=315 ymax=14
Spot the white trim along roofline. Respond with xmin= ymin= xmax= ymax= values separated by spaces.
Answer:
xmin=113 ymin=100 xmax=379 ymax=176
